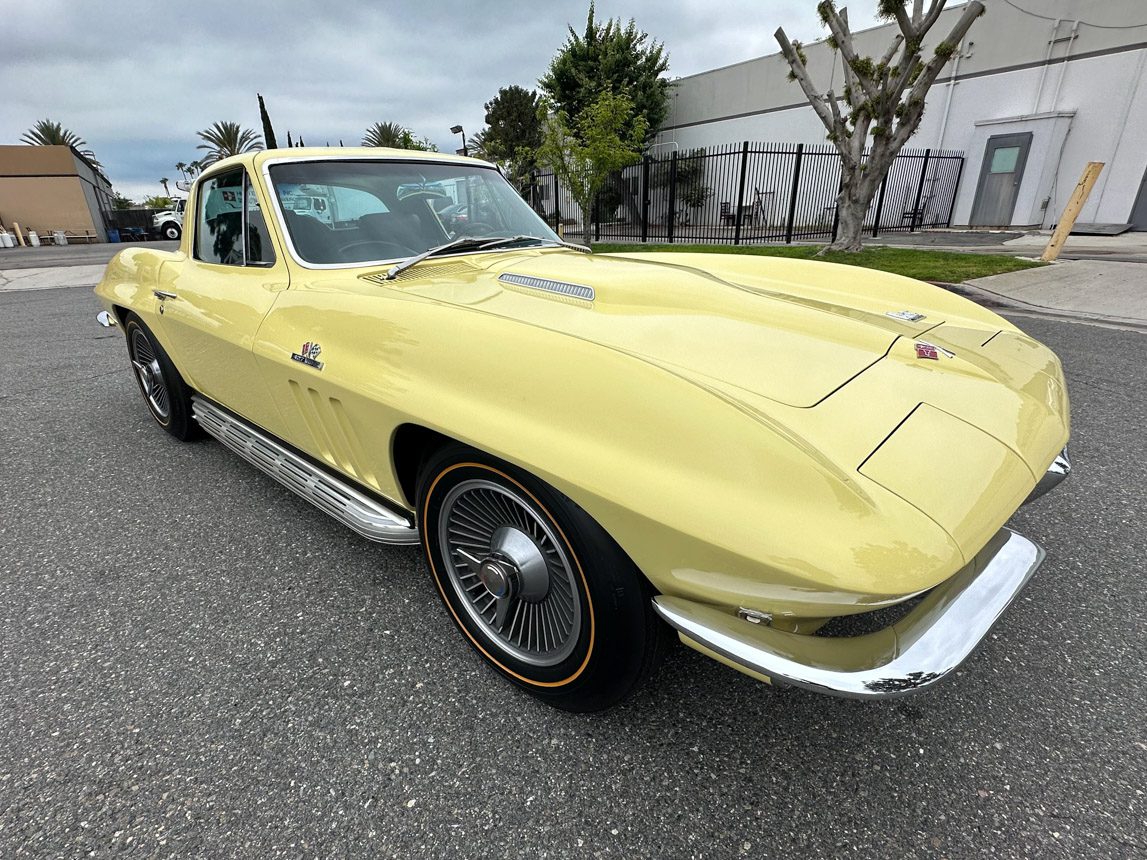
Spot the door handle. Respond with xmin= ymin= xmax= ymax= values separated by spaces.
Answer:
xmin=153 ymin=290 xmax=178 ymax=300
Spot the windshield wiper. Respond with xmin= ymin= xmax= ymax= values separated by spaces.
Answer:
xmin=385 ymin=235 xmax=586 ymax=280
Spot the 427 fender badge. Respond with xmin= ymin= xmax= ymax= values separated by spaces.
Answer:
xmin=291 ymin=341 xmax=324 ymax=370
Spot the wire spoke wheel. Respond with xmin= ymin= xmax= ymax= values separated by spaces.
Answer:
xmin=129 ymin=328 xmax=171 ymax=421
xmin=437 ymin=478 xmax=582 ymax=666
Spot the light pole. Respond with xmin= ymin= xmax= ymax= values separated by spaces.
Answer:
xmin=450 ymin=124 xmax=468 ymax=157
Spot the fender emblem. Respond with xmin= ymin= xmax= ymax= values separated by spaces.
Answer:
xmin=291 ymin=341 xmax=324 ymax=370
xmin=915 ymin=341 xmax=954 ymax=360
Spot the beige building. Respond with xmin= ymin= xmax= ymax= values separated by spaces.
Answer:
xmin=0 ymin=145 xmax=114 ymax=241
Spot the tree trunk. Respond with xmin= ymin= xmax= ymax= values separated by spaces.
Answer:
xmin=821 ymin=174 xmax=878 ymax=253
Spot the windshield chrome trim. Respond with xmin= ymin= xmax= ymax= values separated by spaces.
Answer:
xmin=258 ymin=155 xmax=558 ymax=272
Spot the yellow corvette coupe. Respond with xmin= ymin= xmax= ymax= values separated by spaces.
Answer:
xmin=95 ymin=148 xmax=1070 ymax=711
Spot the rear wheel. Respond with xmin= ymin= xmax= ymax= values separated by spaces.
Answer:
xmin=417 ymin=445 xmax=664 ymax=712
xmin=123 ymin=313 xmax=198 ymax=440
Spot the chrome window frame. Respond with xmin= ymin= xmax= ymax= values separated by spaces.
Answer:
xmin=259 ymin=154 xmax=558 ymax=271
xmin=191 ymin=165 xmax=275 ymax=269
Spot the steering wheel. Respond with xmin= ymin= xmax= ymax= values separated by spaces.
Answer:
xmin=337 ymin=239 xmax=415 ymax=263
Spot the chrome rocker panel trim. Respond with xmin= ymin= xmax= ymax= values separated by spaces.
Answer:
xmin=653 ymin=527 xmax=1045 ymax=699
xmin=191 ymin=396 xmax=420 ymax=545
xmin=1025 ymin=446 xmax=1071 ymax=504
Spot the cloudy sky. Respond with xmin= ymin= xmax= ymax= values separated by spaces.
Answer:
xmin=2 ymin=0 xmax=881 ymax=201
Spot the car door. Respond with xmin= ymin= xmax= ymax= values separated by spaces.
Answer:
xmin=154 ymin=166 xmax=289 ymax=434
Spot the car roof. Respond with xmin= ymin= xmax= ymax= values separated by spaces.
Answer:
xmin=203 ymin=146 xmax=492 ymax=176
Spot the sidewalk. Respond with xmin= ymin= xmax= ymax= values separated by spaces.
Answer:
xmin=962 ymin=259 xmax=1147 ymax=327
xmin=873 ymin=228 xmax=1147 ymax=263
xmin=0 ymin=265 xmax=108 ymax=292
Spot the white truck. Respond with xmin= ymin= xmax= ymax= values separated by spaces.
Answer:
xmin=152 ymin=197 xmax=187 ymax=241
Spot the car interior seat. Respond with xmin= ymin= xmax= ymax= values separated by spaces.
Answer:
xmin=283 ymin=211 xmax=338 ymax=262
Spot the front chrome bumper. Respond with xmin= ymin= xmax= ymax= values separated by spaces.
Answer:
xmin=1026 ymin=447 xmax=1071 ymax=503
xmin=653 ymin=449 xmax=1070 ymax=699
xmin=655 ymin=529 xmax=1043 ymax=698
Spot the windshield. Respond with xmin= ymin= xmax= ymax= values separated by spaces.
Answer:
xmin=267 ymin=159 xmax=560 ymax=266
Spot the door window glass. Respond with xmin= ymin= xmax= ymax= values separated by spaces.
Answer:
xmin=990 ymin=146 xmax=1020 ymax=174
xmin=196 ymin=170 xmax=244 ymax=265
xmin=244 ymin=174 xmax=275 ymax=265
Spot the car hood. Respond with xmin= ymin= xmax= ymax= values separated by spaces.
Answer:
xmin=379 ymin=249 xmax=996 ymax=408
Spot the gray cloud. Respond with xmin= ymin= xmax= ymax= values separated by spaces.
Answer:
xmin=1 ymin=0 xmax=879 ymax=200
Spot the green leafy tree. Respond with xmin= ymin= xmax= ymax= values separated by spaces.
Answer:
xmin=482 ymin=85 xmax=543 ymax=181
xmin=142 ymin=195 xmax=173 ymax=209
xmin=539 ymin=3 xmax=670 ymax=145
xmin=776 ymin=0 xmax=985 ymax=252
xmin=538 ymin=91 xmax=647 ymax=245
xmin=111 ymin=193 xmax=134 ymax=210
xmin=196 ymin=121 xmax=263 ymax=166
xmin=258 ymin=93 xmax=278 ymax=149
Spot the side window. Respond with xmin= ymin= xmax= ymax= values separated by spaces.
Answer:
xmin=244 ymin=174 xmax=274 ymax=265
xmin=195 ymin=170 xmax=244 ymax=265
xmin=195 ymin=169 xmax=276 ymax=266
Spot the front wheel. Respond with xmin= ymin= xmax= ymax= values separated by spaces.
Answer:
xmin=417 ymin=445 xmax=664 ymax=712
xmin=161 ymin=223 xmax=181 ymax=241
xmin=123 ymin=313 xmax=198 ymax=440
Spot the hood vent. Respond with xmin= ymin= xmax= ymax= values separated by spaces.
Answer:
xmin=499 ymin=272 xmax=594 ymax=302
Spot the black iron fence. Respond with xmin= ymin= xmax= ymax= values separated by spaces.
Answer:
xmin=526 ymin=142 xmax=964 ymax=244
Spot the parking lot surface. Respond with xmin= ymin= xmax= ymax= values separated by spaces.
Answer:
xmin=1 ymin=285 xmax=1144 ymax=858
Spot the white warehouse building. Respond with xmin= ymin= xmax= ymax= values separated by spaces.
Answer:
xmin=653 ymin=0 xmax=1147 ymax=230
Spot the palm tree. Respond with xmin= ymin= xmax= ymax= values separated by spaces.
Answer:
xmin=467 ymin=129 xmax=492 ymax=161
xmin=175 ymin=161 xmax=187 ymax=180
xmin=22 ymin=118 xmax=87 ymax=148
xmin=195 ymin=121 xmax=263 ymax=166
xmin=22 ymin=118 xmax=103 ymax=170
xmin=362 ymin=121 xmax=408 ymax=148
xmin=160 ymin=177 xmax=170 ymax=196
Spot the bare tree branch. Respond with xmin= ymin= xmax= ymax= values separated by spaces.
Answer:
xmin=879 ymin=33 xmax=906 ymax=69
xmin=912 ymin=0 xmax=924 ymax=25
xmin=891 ymin=1 xmax=985 ymax=150
xmin=919 ymin=0 xmax=948 ymax=35
xmin=819 ymin=6 xmax=881 ymax=101
xmin=889 ymin=3 xmax=916 ymax=41
xmin=775 ymin=26 xmax=841 ymax=137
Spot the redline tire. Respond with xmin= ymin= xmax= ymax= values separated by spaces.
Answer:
xmin=417 ymin=444 xmax=665 ymax=712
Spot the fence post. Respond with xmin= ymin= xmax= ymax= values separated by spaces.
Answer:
xmin=667 ymin=150 xmax=678 ymax=244
xmin=733 ymin=141 xmax=750 ymax=245
xmin=553 ymin=172 xmax=561 ymax=232
xmin=909 ymin=149 xmax=931 ymax=232
xmin=784 ymin=143 xmax=804 ymax=244
xmin=640 ymin=157 xmax=650 ymax=243
xmin=594 ymin=192 xmax=601 ymax=241
xmin=945 ymin=155 xmax=965 ymax=227
xmin=872 ymin=175 xmax=888 ymax=238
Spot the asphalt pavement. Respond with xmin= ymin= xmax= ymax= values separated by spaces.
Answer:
xmin=0 ymin=286 xmax=1144 ymax=859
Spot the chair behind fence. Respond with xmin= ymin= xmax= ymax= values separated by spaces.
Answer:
xmin=527 ymin=142 xmax=964 ymax=245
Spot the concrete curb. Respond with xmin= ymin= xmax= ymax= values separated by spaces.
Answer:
xmin=935 ymin=281 xmax=1147 ymax=332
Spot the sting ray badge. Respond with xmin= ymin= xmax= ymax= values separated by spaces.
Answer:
xmin=292 ymin=341 xmax=324 ymax=370
xmin=886 ymin=310 xmax=926 ymax=322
